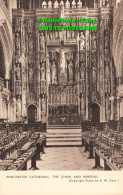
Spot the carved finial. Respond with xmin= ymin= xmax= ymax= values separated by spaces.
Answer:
xmin=77 ymin=0 xmax=82 ymax=8
xmin=60 ymin=0 xmax=64 ymax=6
xmin=48 ymin=0 xmax=52 ymax=8
xmin=54 ymin=0 xmax=59 ymax=8
xmin=42 ymin=1 xmax=47 ymax=8
xmin=65 ymin=0 xmax=70 ymax=8
xmin=72 ymin=0 xmax=76 ymax=8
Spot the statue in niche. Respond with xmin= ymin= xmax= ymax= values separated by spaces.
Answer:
xmin=28 ymin=65 xmax=34 ymax=83
xmin=40 ymin=53 xmax=46 ymax=63
xmin=71 ymin=31 xmax=75 ymax=39
xmin=47 ymin=67 xmax=51 ymax=83
xmin=102 ymin=0 xmax=105 ymax=6
xmin=80 ymin=60 xmax=85 ymax=80
xmin=67 ymin=52 xmax=73 ymax=61
xmin=105 ymin=60 xmax=110 ymax=78
xmin=59 ymin=31 xmax=64 ymax=41
xmin=79 ymin=32 xmax=85 ymax=50
xmin=92 ymin=61 xmax=97 ymax=81
xmin=16 ymin=82 xmax=21 ymax=95
xmin=53 ymin=52 xmax=57 ymax=61
xmin=66 ymin=30 xmax=71 ymax=39
xmin=41 ymin=94 xmax=46 ymax=112
xmin=41 ymin=62 xmax=46 ymax=80
xmin=46 ymin=53 xmax=51 ymax=83
xmin=16 ymin=95 xmax=21 ymax=121
xmin=104 ymin=29 xmax=109 ymax=49
xmin=40 ymin=32 xmax=45 ymax=51
xmin=49 ymin=31 xmax=53 ymax=40
xmin=68 ymin=60 xmax=73 ymax=82
xmin=92 ymin=33 xmax=97 ymax=50
xmin=86 ymin=34 xmax=89 ymax=50
xmin=55 ymin=30 xmax=59 ymax=39
xmin=60 ymin=49 xmax=66 ymax=74
xmin=16 ymin=64 xmax=21 ymax=80
xmin=15 ymin=32 xmax=20 ymax=52
xmin=105 ymin=0 xmax=109 ymax=7
xmin=28 ymin=34 xmax=34 ymax=51
xmin=51 ymin=61 xmax=57 ymax=84
xmin=92 ymin=69 xmax=96 ymax=81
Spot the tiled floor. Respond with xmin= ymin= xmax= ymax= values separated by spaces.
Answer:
xmin=36 ymin=147 xmax=96 ymax=170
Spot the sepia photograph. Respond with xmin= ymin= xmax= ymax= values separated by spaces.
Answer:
xmin=0 ymin=0 xmax=123 ymax=194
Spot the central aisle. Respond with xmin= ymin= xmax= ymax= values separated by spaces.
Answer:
xmin=37 ymin=147 xmax=96 ymax=170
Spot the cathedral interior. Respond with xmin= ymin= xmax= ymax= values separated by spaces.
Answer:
xmin=0 ymin=0 xmax=123 ymax=171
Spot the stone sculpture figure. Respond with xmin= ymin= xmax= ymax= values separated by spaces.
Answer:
xmin=52 ymin=61 xmax=57 ymax=83
xmin=28 ymin=65 xmax=34 ymax=83
xmin=71 ymin=30 xmax=75 ymax=39
xmin=105 ymin=60 xmax=110 ymax=78
xmin=105 ymin=0 xmax=109 ymax=7
xmin=79 ymin=32 xmax=85 ymax=50
xmin=66 ymin=30 xmax=71 ymax=39
xmin=92 ymin=33 xmax=97 ymax=50
xmin=41 ymin=62 xmax=46 ymax=80
xmin=15 ymin=32 xmax=20 ymax=52
xmin=16 ymin=64 xmax=21 ymax=80
xmin=40 ymin=32 xmax=45 ymax=51
xmin=105 ymin=29 xmax=109 ymax=49
xmin=28 ymin=34 xmax=34 ymax=51
xmin=55 ymin=30 xmax=59 ymax=39
xmin=68 ymin=60 xmax=73 ymax=82
xmin=92 ymin=60 xmax=97 ymax=81
xmin=102 ymin=0 xmax=105 ymax=6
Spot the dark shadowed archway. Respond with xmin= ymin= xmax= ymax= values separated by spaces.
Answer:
xmin=27 ymin=105 xmax=37 ymax=123
xmin=90 ymin=103 xmax=100 ymax=122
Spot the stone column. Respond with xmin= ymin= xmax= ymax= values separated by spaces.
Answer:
xmin=28 ymin=0 xmax=32 ymax=10
xmin=0 ymin=92 xmax=2 ymax=118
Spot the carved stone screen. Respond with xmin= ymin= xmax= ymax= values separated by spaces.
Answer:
xmin=12 ymin=2 xmax=116 ymax=124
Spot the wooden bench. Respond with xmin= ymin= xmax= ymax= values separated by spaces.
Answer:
xmin=6 ymin=147 xmax=37 ymax=170
xmin=94 ymin=148 xmax=123 ymax=170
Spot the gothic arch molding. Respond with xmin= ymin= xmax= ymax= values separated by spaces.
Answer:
xmin=27 ymin=103 xmax=37 ymax=109
xmin=113 ymin=25 xmax=123 ymax=78
xmin=0 ymin=19 xmax=13 ymax=80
